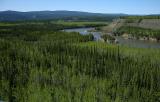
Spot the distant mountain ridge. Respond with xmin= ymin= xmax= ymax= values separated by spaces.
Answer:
xmin=0 ymin=10 xmax=127 ymax=21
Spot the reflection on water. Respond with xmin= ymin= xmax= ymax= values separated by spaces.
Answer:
xmin=64 ymin=28 xmax=160 ymax=48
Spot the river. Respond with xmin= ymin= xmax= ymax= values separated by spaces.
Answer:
xmin=63 ymin=28 xmax=160 ymax=48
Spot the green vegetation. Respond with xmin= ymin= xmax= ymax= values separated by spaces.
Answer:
xmin=0 ymin=21 xmax=107 ymax=30
xmin=101 ymin=34 xmax=116 ymax=42
xmin=121 ymin=16 xmax=160 ymax=19
xmin=0 ymin=21 xmax=160 ymax=102
xmin=54 ymin=21 xmax=107 ymax=29
xmin=95 ymin=27 xmax=102 ymax=31
xmin=115 ymin=26 xmax=160 ymax=40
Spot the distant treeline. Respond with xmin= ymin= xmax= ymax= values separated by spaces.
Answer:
xmin=121 ymin=16 xmax=160 ymax=19
xmin=0 ymin=11 xmax=122 ymax=22
xmin=0 ymin=21 xmax=107 ymax=32
xmin=0 ymin=16 xmax=115 ymax=22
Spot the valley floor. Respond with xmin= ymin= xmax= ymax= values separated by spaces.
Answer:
xmin=0 ymin=21 xmax=160 ymax=102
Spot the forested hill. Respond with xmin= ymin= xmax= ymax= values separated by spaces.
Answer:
xmin=0 ymin=10 xmax=127 ymax=21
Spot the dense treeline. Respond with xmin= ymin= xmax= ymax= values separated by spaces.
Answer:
xmin=120 ymin=16 xmax=160 ymax=24
xmin=0 ymin=21 xmax=160 ymax=102
xmin=55 ymin=16 xmax=117 ymax=22
xmin=115 ymin=26 xmax=160 ymax=40
xmin=0 ymin=21 xmax=107 ymax=32
xmin=121 ymin=16 xmax=160 ymax=19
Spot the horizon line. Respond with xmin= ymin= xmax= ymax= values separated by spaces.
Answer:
xmin=0 ymin=10 xmax=159 ymax=15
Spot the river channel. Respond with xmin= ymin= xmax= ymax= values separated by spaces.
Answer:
xmin=64 ymin=28 xmax=160 ymax=48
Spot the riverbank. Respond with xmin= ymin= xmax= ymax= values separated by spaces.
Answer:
xmin=63 ymin=27 xmax=160 ymax=48
xmin=121 ymin=33 xmax=159 ymax=42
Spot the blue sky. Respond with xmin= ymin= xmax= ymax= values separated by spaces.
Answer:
xmin=0 ymin=0 xmax=160 ymax=14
